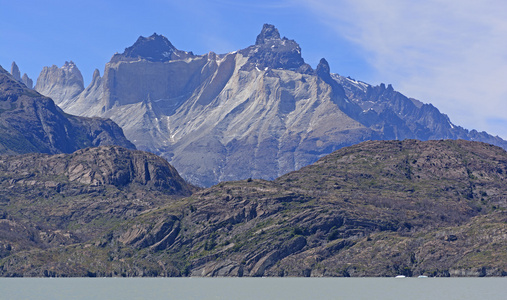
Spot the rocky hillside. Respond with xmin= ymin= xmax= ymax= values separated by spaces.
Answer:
xmin=0 ymin=146 xmax=195 ymax=274
xmin=35 ymin=24 xmax=507 ymax=187
xmin=0 ymin=65 xmax=135 ymax=155
xmin=1 ymin=140 xmax=505 ymax=277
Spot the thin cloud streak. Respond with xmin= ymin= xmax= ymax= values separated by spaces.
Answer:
xmin=299 ymin=0 xmax=507 ymax=139
xmin=212 ymin=0 xmax=296 ymax=10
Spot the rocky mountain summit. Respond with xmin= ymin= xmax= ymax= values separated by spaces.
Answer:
xmin=0 ymin=140 xmax=505 ymax=277
xmin=240 ymin=24 xmax=310 ymax=72
xmin=0 ymin=65 xmax=134 ymax=155
xmin=10 ymin=62 xmax=33 ymax=89
xmin=34 ymin=24 xmax=507 ymax=186
xmin=34 ymin=61 xmax=84 ymax=107
xmin=110 ymin=33 xmax=195 ymax=63
xmin=10 ymin=62 xmax=21 ymax=81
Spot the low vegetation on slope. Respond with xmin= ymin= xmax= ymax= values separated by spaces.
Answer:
xmin=0 ymin=140 xmax=506 ymax=277
xmin=0 ymin=146 xmax=195 ymax=276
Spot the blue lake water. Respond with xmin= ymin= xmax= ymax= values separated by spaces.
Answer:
xmin=0 ymin=277 xmax=505 ymax=300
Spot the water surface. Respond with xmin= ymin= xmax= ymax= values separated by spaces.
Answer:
xmin=1 ymin=277 xmax=505 ymax=300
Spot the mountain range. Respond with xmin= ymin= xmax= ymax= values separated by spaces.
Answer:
xmin=32 ymin=24 xmax=507 ymax=187
xmin=0 ymin=47 xmax=507 ymax=277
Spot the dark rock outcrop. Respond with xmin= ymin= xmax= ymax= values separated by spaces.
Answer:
xmin=0 ymin=145 xmax=192 ymax=192
xmin=110 ymin=33 xmax=194 ymax=63
xmin=240 ymin=23 xmax=309 ymax=71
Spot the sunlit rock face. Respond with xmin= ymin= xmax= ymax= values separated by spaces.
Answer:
xmin=35 ymin=61 xmax=84 ymax=107
xmin=9 ymin=62 xmax=33 ymax=89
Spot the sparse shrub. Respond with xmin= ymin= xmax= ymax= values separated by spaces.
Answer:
xmin=327 ymin=229 xmax=340 ymax=241
xmin=292 ymin=226 xmax=304 ymax=236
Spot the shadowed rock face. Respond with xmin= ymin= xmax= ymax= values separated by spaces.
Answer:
xmin=255 ymin=24 xmax=280 ymax=45
xmin=110 ymin=33 xmax=194 ymax=63
xmin=35 ymin=24 xmax=507 ymax=187
xmin=0 ymin=65 xmax=135 ymax=155
xmin=240 ymin=23 xmax=309 ymax=71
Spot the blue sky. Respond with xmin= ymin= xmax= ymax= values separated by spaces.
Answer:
xmin=1 ymin=0 xmax=507 ymax=139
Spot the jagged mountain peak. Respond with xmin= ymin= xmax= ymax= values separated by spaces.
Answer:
xmin=316 ymin=58 xmax=330 ymax=76
xmin=34 ymin=61 xmax=84 ymax=106
xmin=10 ymin=61 xmax=21 ymax=81
xmin=127 ymin=33 xmax=176 ymax=57
xmin=8 ymin=62 xmax=33 ymax=89
xmin=0 ymin=64 xmax=26 ymax=96
xmin=255 ymin=23 xmax=281 ymax=45
xmin=21 ymin=73 xmax=33 ymax=89
xmin=240 ymin=24 xmax=308 ymax=71
xmin=111 ymin=33 xmax=193 ymax=63
xmin=62 ymin=60 xmax=78 ymax=71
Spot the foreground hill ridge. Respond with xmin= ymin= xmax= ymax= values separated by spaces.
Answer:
xmin=33 ymin=24 xmax=507 ymax=187
xmin=0 ymin=145 xmax=193 ymax=193
xmin=0 ymin=140 xmax=506 ymax=277
xmin=0 ymin=65 xmax=135 ymax=155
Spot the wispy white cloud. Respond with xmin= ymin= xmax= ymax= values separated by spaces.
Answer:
xmin=298 ymin=0 xmax=507 ymax=139
xmin=212 ymin=0 xmax=296 ymax=10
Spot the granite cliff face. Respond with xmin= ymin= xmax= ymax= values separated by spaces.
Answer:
xmin=10 ymin=62 xmax=21 ymax=81
xmin=35 ymin=61 xmax=84 ymax=107
xmin=0 ymin=140 xmax=505 ymax=277
xmin=10 ymin=62 xmax=33 ymax=89
xmin=37 ymin=24 xmax=507 ymax=186
xmin=0 ymin=65 xmax=135 ymax=155
xmin=21 ymin=73 xmax=33 ymax=89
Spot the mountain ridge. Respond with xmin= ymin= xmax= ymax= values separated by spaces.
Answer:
xmin=33 ymin=24 xmax=507 ymax=186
